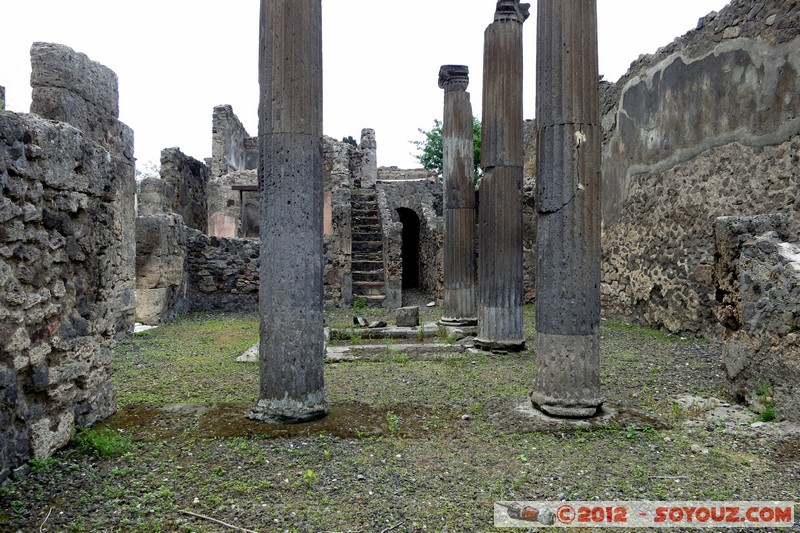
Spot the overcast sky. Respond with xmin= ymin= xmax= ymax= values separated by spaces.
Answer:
xmin=1 ymin=1 xmax=730 ymax=170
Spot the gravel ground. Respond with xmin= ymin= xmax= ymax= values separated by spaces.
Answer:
xmin=2 ymin=302 xmax=799 ymax=532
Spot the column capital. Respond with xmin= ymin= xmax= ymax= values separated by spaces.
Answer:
xmin=494 ymin=0 xmax=530 ymax=23
xmin=438 ymin=64 xmax=469 ymax=92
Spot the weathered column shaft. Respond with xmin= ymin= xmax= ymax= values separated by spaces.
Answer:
xmin=440 ymin=65 xmax=477 ymax=326
xmin=531 ymin=0 xmax=603 ymax=418
xmin=475 ymin=1 xmax=529 ymax=351
xmin=249 ymin=0 xmax=327 ymax=423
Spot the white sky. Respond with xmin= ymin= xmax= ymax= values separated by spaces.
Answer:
xmin=1 ymin=0 xmax=729 ymax=170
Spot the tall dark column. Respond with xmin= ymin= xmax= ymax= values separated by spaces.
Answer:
xmin=475 ymin=0 xmax=529 ymax=352
xmin=248 ymin=0 xmax=327 ymax=423
xmin=440 ymin=65 xmax=477 ymax=327
xmin=531 ymin=0 xmax=604 ymax=418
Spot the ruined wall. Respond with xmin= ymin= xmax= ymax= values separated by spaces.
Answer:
xmin=0 ymin=109 xmax=131 ymax=480
xmin=210 ymin=105 xmax=253 ymax=178
xmin=714 ymin=214 xmax=800 ymax=421
xmin=597 ymin=0 xmax=800 ymax=334
xmin=324 ymin=136 xmax=355 ymax=305
xmin=135 ymin=214 xmax=188 ymax=325
xmin=186 ymin=232 xmax=260 ymax=313
xmin=377 ymin=179 xmax=444 ymax=306
xmin=207 ymin=169 xmax=257 ymax=238
xmin=377 ymin=167 xmax=436 ymax=181
xmin=159 ymin=147 xmax=209 ymax=234
xmin=28 ymin=42 xmax=136 ymax=337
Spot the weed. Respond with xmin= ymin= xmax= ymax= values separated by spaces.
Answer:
xmin=212 ymin=465 xmax=226 ymax=476
xmin=756 ymin=383 xmax=771 ymax=397
xmin=470 ymin=402 xmax=484 ymax=416
xmin=302 ymin=469 xmax=318 ymax=487
xmin=417 ymin=324 xmax=426 ymax=342
xmin=348 ymin=331 xmax=363 ymax=344
xmin=759 ymin=405 xmax=776 ymax=422
xmin=516 ymin=454 xmax=529 ymax=463
xmin=386 ymin=411 xmax=400 ymax=435
xmin=74 ymin=427 xmax=131 ymax=458
xmin=352 ymin=296 xmax=367 ymax=313
xmin=29 ymin=457 xmax=57 ymax=474
xmin=392 ymin=352 xmax=410 ymax=365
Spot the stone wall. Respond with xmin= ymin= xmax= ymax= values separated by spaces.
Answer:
xmin=186 ymin=232 xmax=260 ymax=313
xmin=28 ymin=42 xmax=136 ymax=337
xmin=714 ymin=214 xmax=800 ymax=421
xmin=596 ymin=0 xmax=800 ymax=334
xmin=377 ymin=167 xmax=437 ymax=181
xmin=207 ymin=170 xmax=257 ymax=238
xmin=159 ymin=148 xmax=209 ymax=234
xmin=210 ymin=105 xmax=255 ymax=178
xmin=135 ymin=214 xmax=188 ymax=324
xmin=377 ymin=178 xmax=444 ymax=306
xmin=0 ymin=108 xmax=131 ymax=480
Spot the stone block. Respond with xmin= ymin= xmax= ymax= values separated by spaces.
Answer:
xmin=396 ymin=306 xmax=420 ymax=327
xmin=135 ymin=288 xmax=168 ymax=325
xmin=30 ymin=42 xmax=119 ymax=118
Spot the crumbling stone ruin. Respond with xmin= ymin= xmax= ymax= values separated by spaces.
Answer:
xmin=1 ymin=0 xmax=799 ymax=480
xmin=714 ymin=213 xmax=800 ymax=421
xmin=1 ymin=43 xmax=135 ymax=480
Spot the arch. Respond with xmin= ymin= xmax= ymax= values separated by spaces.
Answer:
xmin=396 ymin=207 xmax=420 ymax=290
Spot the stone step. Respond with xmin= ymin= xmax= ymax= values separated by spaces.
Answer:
xmin=352 ymin=222 xmax=381 ymax=231
xmin=352 ymin=270 xmax=384 ymax=282
xmin=353 ymin=259 xmax=383 ymax=271
xmin=353 ymin=281 xmax=386 ymax=296
xmin=352 ymin=240 xmax=383 ymax=253
xmin=353 ymin=232 xmax=382 ymax=242
xmin=352 ymin=209 xmax=378 ymax=218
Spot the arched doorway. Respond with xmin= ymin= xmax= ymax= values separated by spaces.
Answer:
xmin=396 ymin=208 xmax=420 ymax=289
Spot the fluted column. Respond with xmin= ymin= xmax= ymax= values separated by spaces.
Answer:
xmin=475 ymin=0 xmax=529 ymax=352
xmin=440 ymin=65 xmax=477 ymax=327
xmin=248 ymin=0 xmax=327 ymax=423
xmin=530 ymin=0 xmax=604 ymax=418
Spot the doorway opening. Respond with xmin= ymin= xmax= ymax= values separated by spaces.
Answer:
xmin=396 ymin=208 xmax=420 ymax=289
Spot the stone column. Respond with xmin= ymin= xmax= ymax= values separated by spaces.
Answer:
xmin=359 ymin=128 xmax=377 ymax=189
xmin=248 ymin=0 xmax=327 ymax=423
xmin=530 ymin=0 xmax=604 ymax=418
xmin=439 ymin=65 xmax=477 ymax=326
xmin=474 ymin=1 xmax=529 ymax=352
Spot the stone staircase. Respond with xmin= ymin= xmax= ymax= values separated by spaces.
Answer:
xmin=351 ymin=189 xmax=386 ymax=307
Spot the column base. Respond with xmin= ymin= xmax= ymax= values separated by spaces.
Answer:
xmin=439 ymin=317 xmax=478 ymax=327
xmin=474 ymin=337 xmax=526 ymax=352
xmin=247 ymin=392 xmax=328 ymax=424
xmin=529 ymin=392 xmax=602 ymax=419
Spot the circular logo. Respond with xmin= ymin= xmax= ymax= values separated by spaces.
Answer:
xmin=557 ymin=504 xmax=575 ymax=524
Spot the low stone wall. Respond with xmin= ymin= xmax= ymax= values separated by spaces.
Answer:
xmin=715 ymin=214 xmax=800 ymax=421
xmin=0 ymin=111 xmax=129 ymax=480
xmin=186 ymin=232 xmax=260 ymax=313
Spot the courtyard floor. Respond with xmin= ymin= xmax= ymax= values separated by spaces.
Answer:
xmin=1 ymin=301 xmax=798 ymax=532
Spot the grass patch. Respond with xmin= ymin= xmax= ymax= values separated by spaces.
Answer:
xmin=73 ymin=427 xmax=132 ymax=458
